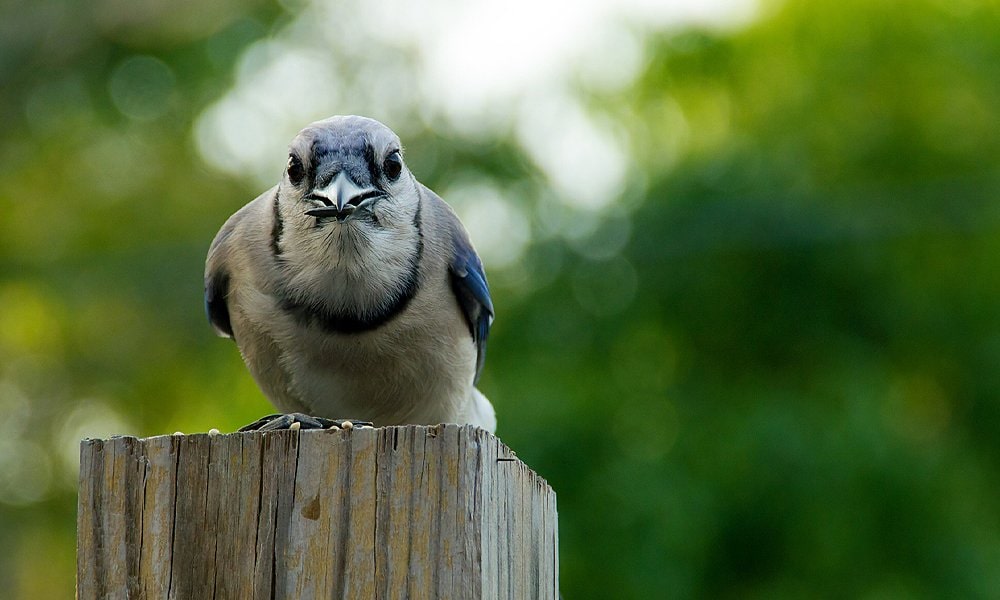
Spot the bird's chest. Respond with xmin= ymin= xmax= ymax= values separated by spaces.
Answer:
xmin=274 ymin=298 xmax=473 ymax=422
xmin=282 ymin=226 xmax=418 ymax=315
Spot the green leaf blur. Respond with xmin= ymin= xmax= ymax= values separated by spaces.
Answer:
xmin=1 ymin=0 xmax=999 ymax=597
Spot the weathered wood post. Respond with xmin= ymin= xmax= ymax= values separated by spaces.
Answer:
xmin=77 ymin=424 xmax=558 ymax=599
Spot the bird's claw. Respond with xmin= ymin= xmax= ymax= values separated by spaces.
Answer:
xmin=238 ymin=413 xmax=374 ymax=432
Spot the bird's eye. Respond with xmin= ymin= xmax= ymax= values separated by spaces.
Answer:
xmin=382 ymin=151 xmax=402 ymax=181
xmin=287 ymin=154 xmax=305 ymax=186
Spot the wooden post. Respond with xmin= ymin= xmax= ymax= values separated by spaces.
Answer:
xmin=77 ymin=424 xmax=558 ymax=599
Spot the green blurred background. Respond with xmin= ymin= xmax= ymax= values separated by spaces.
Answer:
xmin=2 ymin=0 xmax=1000 ymax=597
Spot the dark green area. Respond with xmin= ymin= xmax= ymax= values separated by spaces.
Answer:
xmin=1 ymin=0 xmax=999 ymax=597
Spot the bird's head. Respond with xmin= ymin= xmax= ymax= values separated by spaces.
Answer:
xmin=279 ymin=116 xmax=417 ymax=233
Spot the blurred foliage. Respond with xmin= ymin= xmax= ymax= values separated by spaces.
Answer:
xmin=2 ymin=0 xmax=1000 ymax=597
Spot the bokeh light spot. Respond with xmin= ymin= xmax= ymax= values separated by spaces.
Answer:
xmin=108 ymin=55 xmax=175 ymax=121
xmin=446 ymin=181 xmax=531 ymax=270
xmin=58 ymin=400 xmax=135 ymax=484
xmin=0 ymin=440 xmax=52 ymax=506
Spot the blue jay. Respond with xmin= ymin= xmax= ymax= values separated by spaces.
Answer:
xmin=205 ymin=116 xmax=496 ymax=432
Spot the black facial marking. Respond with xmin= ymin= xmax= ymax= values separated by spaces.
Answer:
xmin=349 ymin=189 xmax=383 ymax=207
xmin=413 ymin=183 xmax=424 ymax=246
xmin=364 ymin=143 xmax=379 ymax=190
xmin=270 ymin=189 xmax=283 ymax=257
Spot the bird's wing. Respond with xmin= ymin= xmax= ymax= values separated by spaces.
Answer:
xmin=446 ymin=214 xmax=494 ymax=384
xmin=205 ymin=269 xmax=233 ymax=338
xmin=204 ymin=195 xmax=260 ymax=339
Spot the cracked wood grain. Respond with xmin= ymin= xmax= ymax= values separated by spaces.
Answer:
xmin=77 ymin=424 xmax=558 ymax=599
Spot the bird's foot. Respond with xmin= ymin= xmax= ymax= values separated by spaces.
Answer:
xmin=238 ymin=413 xmax=374 ymax=432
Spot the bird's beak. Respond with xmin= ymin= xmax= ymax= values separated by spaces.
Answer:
xmin=304 ymin=172 xmax=381 ymax=221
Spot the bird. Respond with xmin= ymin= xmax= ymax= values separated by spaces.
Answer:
xmin=204 ymin=115 xmax=496 ymax=433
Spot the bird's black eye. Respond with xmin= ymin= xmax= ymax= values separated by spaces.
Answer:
xmin=382 ymin=150 xmax=402 ymax=181
xmin=287 ymin=154 xmax=305 ymax=186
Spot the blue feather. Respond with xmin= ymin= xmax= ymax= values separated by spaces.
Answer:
xmin=449 ymin=231 xmax=494 ymax=384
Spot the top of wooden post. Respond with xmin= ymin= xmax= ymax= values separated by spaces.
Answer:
xmin=77 ymin=424 xmax=559 ymax=599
